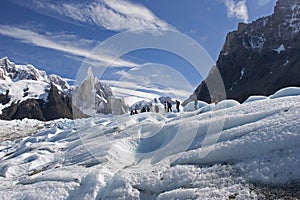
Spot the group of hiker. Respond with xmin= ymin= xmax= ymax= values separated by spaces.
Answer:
xmin=130 ymin=106 xmax=150 ymax=115
xmin=130 ymin=100 xmax=180 ymax=115
xmin=164 ymin=100 xmax=180 ymax=112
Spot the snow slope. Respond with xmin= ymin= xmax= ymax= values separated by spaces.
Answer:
xmin=0 ymin=88 xmax=300 ymax=199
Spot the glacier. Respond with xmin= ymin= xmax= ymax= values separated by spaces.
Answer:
xmin=0 ymin=87 xmax=300 ymax=199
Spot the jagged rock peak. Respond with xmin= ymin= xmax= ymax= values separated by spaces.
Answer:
xmin=87 ymin=67 xmax=94 ymax=79
xmin=73 ymin=67 xmax=127 ymax=115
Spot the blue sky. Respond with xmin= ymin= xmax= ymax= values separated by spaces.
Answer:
xmin=0 ymin=0 xmax=277 ymax=88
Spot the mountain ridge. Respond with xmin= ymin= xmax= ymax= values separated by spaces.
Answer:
xmin=0 ymin=57 xmax=126 ymax=120
xmin=187 ymin=0 xmax=300 ymax=104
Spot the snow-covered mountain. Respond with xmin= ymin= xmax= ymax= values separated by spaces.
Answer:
xmin=0 ymin=57 xmax=126 ymax=120
xmin=188 ymin=0 xmax=300 ymax=104
xmin=0 ymin=57 xmax=69 ymax=90
xmin=0 ymin=57 xmax=76 ymax=121
xmin=0 ymin=57 xmax=69 ymax=102
xmin=0 ymin=87 xmax=300 ymax=199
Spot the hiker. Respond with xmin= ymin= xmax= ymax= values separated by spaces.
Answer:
xmin=146 ymin=106 xmax=150 ymax=112
xmin=176 ymin=100 xmax=180 ymax=112
xmin=130 ymin=110 xmax=134 ymax=115
xmin=134 ymin=109 xmax=138 ymax=114
xmin=154 ymin=104 xmax=159 ymax=113
xmin=141 ymin=107 xmax=146 ymax=113
xmin=164 ymin=101 xmax=167 ymax=112
xmin=167 ymin=101 xmax=172 ymax=112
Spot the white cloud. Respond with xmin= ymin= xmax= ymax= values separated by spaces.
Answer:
xmin=224 ymin=0 xmax=249 ymax=23
xmin=0 ymin=25 xmax=138 ymax=67
xmin=30 ymin=0 xmax=173 ymax=32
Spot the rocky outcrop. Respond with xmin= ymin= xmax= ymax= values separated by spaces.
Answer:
xmin=191 ymin=0 xmax=300 ymax=103
xmin=0 ymin=84 xmax=87 ymax=121
xmin=100 ymin=97 xmax=128 ymax=115
xmin=0 ymin=90 xmax=10 ymax=105
xmin=0 ymin=99 xmax=45 ymax=121
xmin=42 ymin=84 xmax=74 ymax=121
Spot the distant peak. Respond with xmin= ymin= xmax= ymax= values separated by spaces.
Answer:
xmin=87 ymin=67 xmax=94 ymax=78
xmin=0 ymin=56 xmax=8 ymax=61
xmin=0 ymin=57 xmax=70 ymax=90
xmin=0 ymin=57 xmax=10 ymax=64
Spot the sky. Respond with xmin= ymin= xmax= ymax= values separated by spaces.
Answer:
xmin=0 ymin=0 xmax=277 ymax=94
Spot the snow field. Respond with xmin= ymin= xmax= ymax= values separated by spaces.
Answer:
xmin=0 ymin=88 xmax=300 ymax=199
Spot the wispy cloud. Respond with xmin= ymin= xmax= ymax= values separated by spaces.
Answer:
xmin=106 ymin=62 xmax=194 ymax=101
xmin=22 ymin=0 xmax=173 ymax=32
xmin=104 ymin=79 xmax=192 ymax=102
xmin=0 ymin=25 xmax=138 ymax=67
xmin=258 ymin=0 xmax=272 ymax=7
xmin=224 ymin=0 xmax=249 ymax=23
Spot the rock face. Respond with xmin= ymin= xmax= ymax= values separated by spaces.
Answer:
xmin=0 ymin=84 xmax=86 ymax=121
xmin=42 ymin=84 xmax=76 ymax=121
xmin=190 ymin=0 xmax=300 ymax=103
xmin=1 ymin=99 xmax=45 ymax=121
xmin=0 ymin=90 xmax=10 ymax=105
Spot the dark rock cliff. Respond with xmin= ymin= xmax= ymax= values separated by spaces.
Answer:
xmin=191 ymin=0 xmax=300 ymax=103
xmin=0 ymin=84 xmax=87 ymax=121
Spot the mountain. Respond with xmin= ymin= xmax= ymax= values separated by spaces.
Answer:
xmin=73 ymin=67 xmax=128 ymax=115
xmin=0 ymin=57 xmax=69 ymax=90
xmin=0 ymin=57 xmax=126 ymax=120
xmin=186 ymin=0 xmax=300 ymax=104
xmin=0 ymin=57 xmax=76 ymax=121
